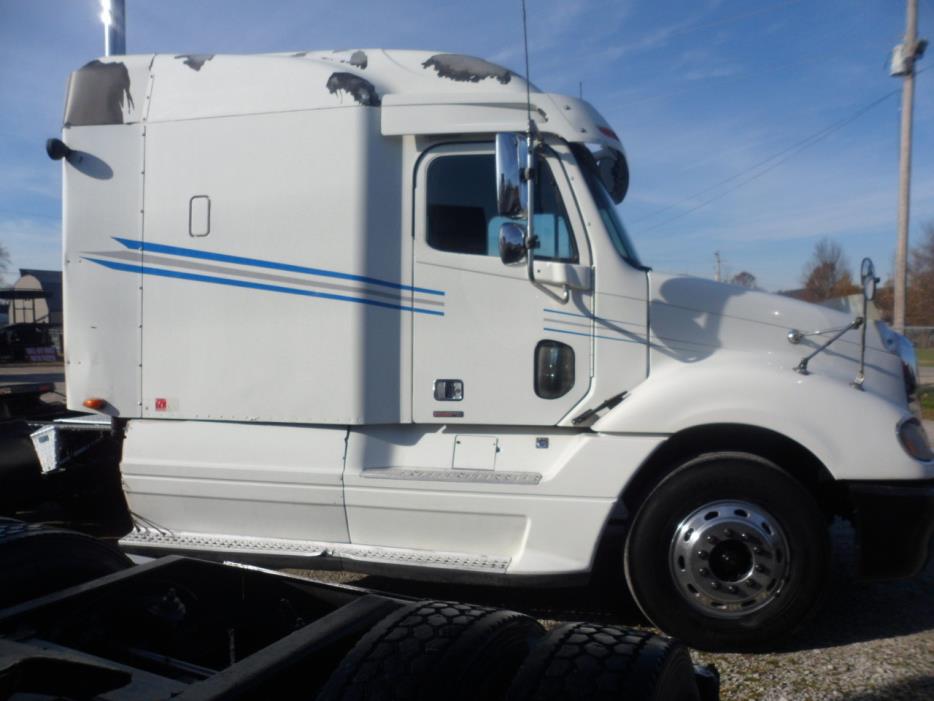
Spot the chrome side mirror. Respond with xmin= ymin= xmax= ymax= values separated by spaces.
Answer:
xmin=860 ymin=257 xmax=878 ymax=302
xmin=495 ymin=133 xmax=527 ymax=218
xmin=499 ymin=222 xmax=527 ymax=264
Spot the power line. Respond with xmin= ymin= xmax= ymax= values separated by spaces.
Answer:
xmin=635 ymin=87 xmax=904 ymax=233
xmin=631 ymin=92 xmax=877 ymax=225
xmin=659 ymin=0 xmax=804 ymax=42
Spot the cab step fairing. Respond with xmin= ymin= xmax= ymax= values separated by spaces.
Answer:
xmin=120 ymin=420 xmax=665 ymax=576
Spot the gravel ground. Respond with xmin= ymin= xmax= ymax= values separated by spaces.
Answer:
xmin=287 ymin=521 xmax=933 ymax=700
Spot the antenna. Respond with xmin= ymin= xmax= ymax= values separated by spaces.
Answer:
xmin=520 ymin=0 xmax=533 ymax=135
xmin=520 ymin=0 xmax=537 ymax=292
xmin=518 ymin=0 xmax=565 ymax=301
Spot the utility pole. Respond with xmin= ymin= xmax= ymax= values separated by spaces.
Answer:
xmin=891 ymin=0 xmax=926 ymax=332
xmin=99 ymin=0 xmax=126 ymax=56
xmin=714 ymin=251 xmax=722 ymax=282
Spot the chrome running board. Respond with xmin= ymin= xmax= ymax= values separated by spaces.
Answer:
xmin=120 ymin=527 xmax=511 ymax=573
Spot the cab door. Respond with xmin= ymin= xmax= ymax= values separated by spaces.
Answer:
xmin=412 ymin=142 xmax=593 ymax=425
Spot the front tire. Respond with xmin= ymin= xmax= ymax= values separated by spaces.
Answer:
xmin=623 ymin=452 xmax=830 ymax=650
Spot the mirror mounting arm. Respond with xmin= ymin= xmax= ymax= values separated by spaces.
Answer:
xmin=524 ymin=131 xmax=537 ymax=285
xmin=523 ymin=133 xmax=569 ymax=304
xmin=794 ymin=317 xmax=863 ymax=375
xmin=852 ymin=257 xmax=880 ymax=390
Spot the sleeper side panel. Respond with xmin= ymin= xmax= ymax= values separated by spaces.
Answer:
xmin=137 ymin=109 xmax=408 ymax=424
xmin=63 ymin=124 xmax=144 ymax=416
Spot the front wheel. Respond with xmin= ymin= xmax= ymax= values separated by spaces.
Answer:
xmin=623 ymin=452 xmax=830 ymax=650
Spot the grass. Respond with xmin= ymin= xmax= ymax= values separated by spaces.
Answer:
xmin=918 ymin=348 xmax=934 ymax=367
xmin=920 ymin=386 xmax=934 ymax=421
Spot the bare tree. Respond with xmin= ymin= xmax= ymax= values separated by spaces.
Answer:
xmin=0 ymin=242 xmax=10 ymax=285
xmin=729 ymin=271 xmax=758 ymax=290
xmin=907 ymin=222 xmax=934 ymax=325
xmin=800 ymin=237 xmax=858 ymax=302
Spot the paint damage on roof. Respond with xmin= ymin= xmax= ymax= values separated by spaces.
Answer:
xmin=326 ymin=72 xmax=381 ymax=107
xmin=294 ymin=50 xmax=368 ymax=70
xmin=63 ymin=60 xmax=134 ymax=127
xmin=343 ymin=50 xmax=368 ymax=69
xmin=60 ymin=50 xmax=623 ymax=158
xmin=421 ymin=54 xmax=512 ymax=84
xmin=175 ymin=54 xmax=214 ymax=71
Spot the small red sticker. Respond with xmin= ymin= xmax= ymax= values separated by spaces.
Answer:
xmin=154 ymin=398 xmax=167 ymax=411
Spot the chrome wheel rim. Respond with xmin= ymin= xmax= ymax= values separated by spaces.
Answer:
xmin=669 ymin=500 xmax=790 ymax=619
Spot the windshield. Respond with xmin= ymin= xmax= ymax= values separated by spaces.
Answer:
xmin=571 ymin=144 xmax=643 ymax=269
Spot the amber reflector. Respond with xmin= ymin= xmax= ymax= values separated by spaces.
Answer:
xmin=83 ymin=398 xmax=106 ymax=410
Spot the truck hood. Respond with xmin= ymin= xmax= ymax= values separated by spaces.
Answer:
xmin=647 ymin=272 xmax=906 ymax=402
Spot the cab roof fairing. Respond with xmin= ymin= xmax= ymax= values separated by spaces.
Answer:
xmin=59 ymin=49 xmax=628 ymax=196
xmin=379 ymin=91 xmax=623 ymax=151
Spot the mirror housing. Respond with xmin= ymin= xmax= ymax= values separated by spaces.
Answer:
xmin=495 ymin=133 xmax=527 ymax=218
xmin=46 ymin=138 xmax=73 ymax=161
xmin=860 ymin=257 xmax=878 ymax=302
xmin=595 ymin=149 xmax=629 ymax=204
xmin=499 ymin=222 xmax=527 ymax=264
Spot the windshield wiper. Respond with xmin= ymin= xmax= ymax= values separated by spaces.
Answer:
xmin=572 ymin=391 xmax=628 ymax=425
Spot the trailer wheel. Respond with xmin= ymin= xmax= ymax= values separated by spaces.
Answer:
xmin=506 ymin=622 xmax=703 ymax=701
xmin=318 ymin=599 xmax=545 ymax=701
xmin=624 ymin=452 xmax=829 ymax=650
xmin=0 ymin=519 xmax=133 ymax=608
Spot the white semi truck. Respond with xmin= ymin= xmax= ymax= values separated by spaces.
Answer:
xmin=36 ymin=49 xmax=934 ymax=649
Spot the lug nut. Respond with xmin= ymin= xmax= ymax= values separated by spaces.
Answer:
xmin=710 ymin=581 xmax=721 ymax=590
xmin=706 ymin=534 xmax=718 ymax=544
xmin=740 ymin=532 xmax=750 ymax=541
xmin=746 ymin=579 xmax=758 ymax=588
xmin=727 ymin=585 xmax=738 ymax=594
xmin=753 ymin=546 xmax=763 ymax=555
xmin=697 ymin=550 xmax=709 ymax=560
xmin=723 ymin=528 xmax=734 ymax=537
xmin=755 ymin=564 xmax=767 ymax=574
xmin=699 ymin=568 xmax=709 ymax=576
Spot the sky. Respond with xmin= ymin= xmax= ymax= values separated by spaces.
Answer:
xmin=0 ymin=0 xmax=932 ymax=292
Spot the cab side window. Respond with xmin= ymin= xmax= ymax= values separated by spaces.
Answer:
xmin=426 ymin=153 xmax=578 ymax=262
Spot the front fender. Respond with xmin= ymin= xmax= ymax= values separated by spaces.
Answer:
xmin=592 ymin=352 xmax=932 ymax=481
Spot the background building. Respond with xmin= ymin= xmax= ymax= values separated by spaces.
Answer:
xmin=0 ymin=269 xmax=62 ymax=326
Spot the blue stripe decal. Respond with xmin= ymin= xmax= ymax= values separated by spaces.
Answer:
xmin=543 ymin=327 xmax=633 ymax=343
xmin=543 ymin=307 xmax=589 ymax=319
xmin=544 ymin=307 xmax=638 ymax=329
xmin=113 ymin=238 xmax=445 ymax=297
xmin=87 ymin=258 xmax=445 ymax=316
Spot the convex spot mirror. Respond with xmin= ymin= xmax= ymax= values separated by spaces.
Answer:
xmin=595 ymin=148 xmax=629 ymax=204
xmin=495 ymin=133 xmax=528 ymax=218
xmin=499 ymin=222 xmax=527 ymax=265
xmin=860 ymin=257 xmax=878 ymax=302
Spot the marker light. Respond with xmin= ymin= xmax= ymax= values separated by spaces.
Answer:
xmin=897 ymin=417 xmax=934 ymax=462
xmin=83 ymin=397 xmax=106 ymax=410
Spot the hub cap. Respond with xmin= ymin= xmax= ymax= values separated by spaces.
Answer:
xmin=669 ymin=500 xmax=790 ymax=619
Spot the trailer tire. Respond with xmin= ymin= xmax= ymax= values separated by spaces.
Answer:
xmin=624 ymin=452 xmax=830 ymax=650
xmin=0 ymin=519 xmax=132 ymax=608
xmin=506 ymin=622 xmax=701 ymax=701
xmin=318 ymin=599 xmax=545 ymax=701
